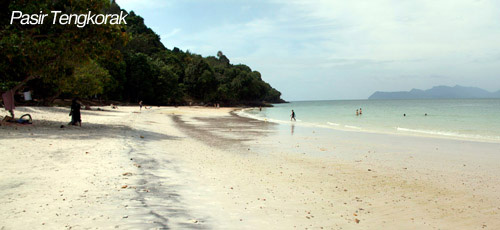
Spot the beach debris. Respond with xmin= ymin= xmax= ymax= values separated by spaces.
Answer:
xmin=367 ymin=169 xmax=371 ymax=171
xmin=140 ymin=135 xmax=144 ymax=138
xmin=355 ymin=218 xmax=360 ymax=224
xmin=60 ymin=125 xmax=65 ymax=128
xmin=121 ymin=185 xmax=128 ymax=189
xmin=123 ymin=215 xmax=128 ymax=219
xmin=122 ymin=172 xmax=133 ymax=176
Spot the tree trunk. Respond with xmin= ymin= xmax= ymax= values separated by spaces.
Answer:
xmin=9 ymin=75 xmax=38 ymax=94
xmin=45 ymin=91 xmax=62 ymax=105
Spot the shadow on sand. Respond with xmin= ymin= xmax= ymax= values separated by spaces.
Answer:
xmin=0 ymin=118 xmax=179 ymax=141
xmin=18 ymin=106 xmax=129 ymax=117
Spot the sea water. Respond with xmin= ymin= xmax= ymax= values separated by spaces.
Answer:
xmin=240 ymin=99 xmax=500 ymax=142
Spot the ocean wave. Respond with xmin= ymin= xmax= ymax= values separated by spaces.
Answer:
xmin=237 ymin=108 xmax=500 ymax=143
xmin=396 ymin=127 xmax=500 ymax=141
xmin=235 ymin=109 xmax=288 ymax=124
xmin=327 ymin=122 xmax=340 ymax=126
xmin=238 ymin=109 xmax=370 ymax=133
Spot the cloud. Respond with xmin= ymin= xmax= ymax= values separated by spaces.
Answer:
xmin=116 ymin=0 xmax=500 ymax=100
xmin=161 ymin=28 xmax=181 ymax=40
xmin=115 ymin=0 xmax=173 ymax=10
xmin=280 ymin=0 xmax=500 ymax=60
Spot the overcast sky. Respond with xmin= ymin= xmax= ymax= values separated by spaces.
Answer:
xmin=116 ymin=0 xmax=500 ymax=101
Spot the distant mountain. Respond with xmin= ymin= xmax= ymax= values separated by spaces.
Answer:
xmin=369 ymin=85 xmax=500 ymax=100
xmin=495 ymin=90 xmax=500 ymax=97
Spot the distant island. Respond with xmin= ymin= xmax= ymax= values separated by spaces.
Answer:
xmin=369 ymin=85 xmax=500 ymax=100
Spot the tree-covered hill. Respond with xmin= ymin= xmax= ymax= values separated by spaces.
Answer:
xmin=0 ymin=0 xmax=285 ymax=106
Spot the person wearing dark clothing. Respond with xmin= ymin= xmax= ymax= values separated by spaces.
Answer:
xmin=291 ymin=110 xmax=296 ymax=121
xmin=70 ymin=98 xmax=82 ymax=126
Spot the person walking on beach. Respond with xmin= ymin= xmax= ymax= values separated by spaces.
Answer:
xmin=291 ymin=110 xmax=296 ymax=121
xmin=139 ymin=101 xmax=143 ymax=111
xmin=69 ymin=98 xmax=82 ymax=126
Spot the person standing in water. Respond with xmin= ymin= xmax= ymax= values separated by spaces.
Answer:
xmin=291 ymin=110 xmax=296 ymax=121
xmin=356 ymin=109 xmax=359 ymax=116
xmin=359 ymin=108 xmax=362 ymax=115
xmin=69 ymin=98 xmax=82 ymax=126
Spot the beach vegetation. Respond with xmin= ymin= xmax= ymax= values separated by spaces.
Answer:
xmin=0 ymin=0 xmax=284 ymax=106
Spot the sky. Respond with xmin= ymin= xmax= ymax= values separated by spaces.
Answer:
xmin=116 ymin=0 xmax=500 ymax=101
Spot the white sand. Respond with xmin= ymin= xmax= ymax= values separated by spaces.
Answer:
xmin=1 ymin=106 xmax=500 ymax=229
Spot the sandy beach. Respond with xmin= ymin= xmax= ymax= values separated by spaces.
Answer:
xmin=1 ymin=106 xmax=500 ymax=229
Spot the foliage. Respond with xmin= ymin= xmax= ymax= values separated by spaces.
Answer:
xmin=0 ymin=0 xmax=125 ymax=96
xmin=0 ymin=1 xmax=284 ymax=105
xmin=60 ymin=59 xmax=110 ymax=97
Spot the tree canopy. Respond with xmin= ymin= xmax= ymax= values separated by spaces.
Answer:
xmin=0 ymin=0 xmax=284 ymax=106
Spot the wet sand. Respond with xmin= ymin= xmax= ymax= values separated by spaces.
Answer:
xmin=1 ymin=106 xmax=500 ymax=229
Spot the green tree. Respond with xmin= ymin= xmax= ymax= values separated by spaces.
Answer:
xmin=59 ymin=59 xmax=111 ymax=98
xmin=0 ymin=0 xmax=125 ymax=95
xmin=184 ymin=56 xmax=218 ymax=102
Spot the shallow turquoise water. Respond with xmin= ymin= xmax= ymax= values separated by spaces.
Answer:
xmin=242 ymin=99 xmax=500 ymax=142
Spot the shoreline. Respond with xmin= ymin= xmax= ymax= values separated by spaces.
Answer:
xmin=169 ymin=108 xmax=500 ymax=229
xmin=1 ymin=106 xmax=500 ymax=229
xmin=237 ymin=107 xmax=500 ymax=144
